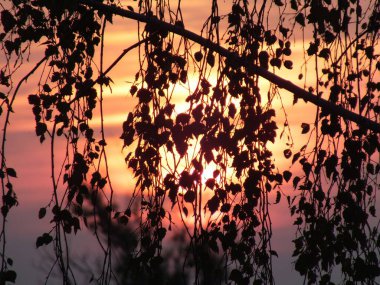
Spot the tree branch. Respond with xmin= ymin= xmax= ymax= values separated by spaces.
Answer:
xmin=80 ymin=0 xmax=380 ymax=133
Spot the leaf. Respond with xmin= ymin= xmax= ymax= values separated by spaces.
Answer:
xmin=307 ymin=42 xmax=319 ymax=56
xmin=1 ymin=206 xmax=8 ymax=217
xmin=118 ymin=216 xmax=128 ymax=225
xmin=301 ymin=123 xmax=310 ymax=134
xmin=36 ymin=236 xmax=44 ymax=248
xmin=1 ymin=10 xmax=16 ymax=33
xmin=157 ymin=227 xmax=166 ymax=240
xmin=259 ymin=51 xmax=269 ymax=69
xmin=270 ymin=57 xmax=281 ymax=68
xmin=369 ymin=206 xmax=376 ymax=217
xmin=318 ymin=48 xmax=330 ymax=60
xmin=7 ymin=258 xmax=13 ymax=266
xmin=176 ymin=113 xmax=191 ymax=125
xmin=283 ymin=170 xmax=292 ymax=182
xmin=38 ymin=208 xmax=46 ymax=219
xmin=325 ymin=155 xmax=338 ymax=179
xmin=36 ymin=122 xmax=47 ymax=136
xmin=302 ymin=162 xmax=312 ymax=176
xmin=6 ymin=168 xmax=17 ymax=178
xmin=275 ymin=191 xmax=281 ymax=204
xmin=168 ymin=186 xmax=178 ymax=205
xmin=130 ymin=85 xmax=137 ymax=95
xmin=179 ymin=171 xmax=193 ymax=189
xmin=290 ymin=0 xmax=298 ymax=10
xmin=293 ymin=176 xmax=301 ymax=188
xmin=295 ymin=13 xmax=305 ymax=26
xmin=194 ymin=51 xmax=203 ymax=62
xmin=207 ymin=195 xmax=220 ymax=214
xmin=4 ymin=270 xmax=16 ymax=283
xmin=270 ymin=250 xmax=278 ymax=257
xmin=43 ymin=84 xmax=51 ymax=93
xmin=284 ymin=60 xmax=293 ymax=69
xmin=183 ymin=206 xmax=188 ymax=217
xmin=274 ymin=0 xmax=284 ymax=6
xmin=292 ymin=152 xmax=301 ymax=164
xmin=205 ymin=178 xmax=215 ymax=189
xmin=365 ymin=46 xmax=374 ymax=59
xmin=283 ymin=149 xmax=292 ymax=159
xmin=221 ymin=203 xmax=231 ymax=212
xmin=275 ymin=173 xmax=283 ymax=184
xmin=229 ymin=269 xmax=242 ymax=282
xmin=36 ymin=233 xmax=53 ymax=248
xmin=207 ymin=52 xmax=215 ymax=67
xmin=367 ymin=163 xmax=374 ymax=175
xmin=184 ymin=190 xmax=195 ymax=203
xmin=137 ymin=88 xmax=152 ymax=103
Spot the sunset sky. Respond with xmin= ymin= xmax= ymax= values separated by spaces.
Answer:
xmin=1 ymin=1 xmax=326 ymax=284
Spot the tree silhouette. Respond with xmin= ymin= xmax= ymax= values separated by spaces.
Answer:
xmin=0 ymin=0 xmax=379 ymax=284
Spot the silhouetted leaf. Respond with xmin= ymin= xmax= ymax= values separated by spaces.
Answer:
xmin=1 ymin=10 xmax=16 ymax=33
xmin=38 ymin=207 xmax=46 ymax=219
xmin=4 ymin=270 xmax=16 ymax=283
xmin=290 ymin=0 xmax=298 ymax=10
xmin=301 ymin=123 xmax=310 ymax=134
xmin=274 ymin=191 xmax=281 ymax=204
xmin=157 ymin=227 xmax=166 ymax=240
xmin=302 ymin=162 xmax=312 ymax=176
xmin=295 ymin=13 xmax=305 ymax=26
xmin=229 ymin=269 xmax=242 ymax=283
xmin=6 ymin=168 xmax=17 ymax=178
xmin=179 ymin=171 xmax=193 ymax=189
xmin=207 ymin=195 xmax=220 ymax=214
xmin=194 ymin=51 xmax=203 ymax=62
xmin=318 ymin=48 xmax=330 ymax=60
xmin=206 ymin=178 xmax=215 ymax=189
xmin=307 ymin=42 xmax=318 ymax=56
xmin=36 ymin=122 xmax=47 ymax=136
xmin=292 ymin=152 xmax=300 ymax=164
xmin=270 ymin=250 xmax=278 ymax=257
xmin=284 ymin=60 xmax=293 ymax=69
xmin=7 ymin=258 xmax=12 ymax=266
xmin=221 ymin=203 xmax=231 ymax=213
xmin=283 ymin=170 xmax=292 ymax=182
xmin=36 ymin=233 xmax=53 ymax=248
xmin=207 ymin=52 xmax=215 ymax=67
xmin=184 ymin=190 xmax=195 ymax=203
xmin=325 ymin=155 xmax=338 ymax=179
xmin=137 ymin=88 xmax=152 ymax=103
xmin=274 ymin=0 xmax=284 ymax=6
xmin=284 ymin=149 xmax=292 ymax=159
xmin=293 ymin=176 xmax=301 ymax=188
xmin=259 ymin=51 xmax=269 ymax=69
xmin=369 ymin=206 xmax=376 ymax=217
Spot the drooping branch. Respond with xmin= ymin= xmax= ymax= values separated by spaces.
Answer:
xmin=80 ymin=0 xmax=380 ymax=133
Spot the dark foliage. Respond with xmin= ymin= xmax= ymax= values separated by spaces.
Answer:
xmin=0 ymin=0 xmax=379 ymax=284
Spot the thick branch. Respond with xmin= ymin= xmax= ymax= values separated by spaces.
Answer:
xmin=81 ymin=0 xmax=380 ymax=133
